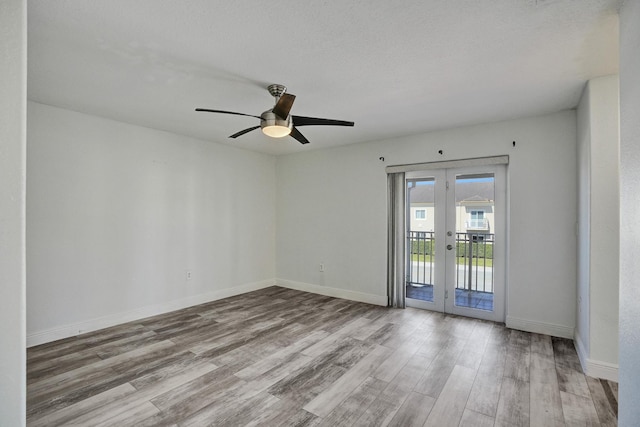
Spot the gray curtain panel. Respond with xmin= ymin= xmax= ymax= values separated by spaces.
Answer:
xmin=387 ymin=172 xmax=406 ymax=308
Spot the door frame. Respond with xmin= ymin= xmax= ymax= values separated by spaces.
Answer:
xmin=404 ymin=170 xmax=446 ymax=313
xmin=405 ymin=164 xmax=507 ymax=323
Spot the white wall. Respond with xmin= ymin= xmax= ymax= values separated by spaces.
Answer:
xmin=575 ymin=75 xmax=620 ymax=380
xmin=27 ymin=102 xmax=277 ymax=345
xmin=619 ymin=0 xmax=640 ymax=424
xmin=0 ymin=0 xmax=27 ymax=424
xmin=588 ymin=76 xmax=620 ymax=367
xmin=589 ymin=76 xmax=620 ymax=366
xmin=576 ymin=82 xmax=591 ymax=357
xmin=277 ymin=111 xmax=578 ymax=337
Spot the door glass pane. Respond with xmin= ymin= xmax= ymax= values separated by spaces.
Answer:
xmin=406 ymin=179 xmax=435 ymax=302
xmin=454 ymin=174 xmax=495 ymax=311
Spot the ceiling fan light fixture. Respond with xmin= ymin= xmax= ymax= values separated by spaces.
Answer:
xmin=262 ymin=125 xmax=292 ymax=138
xmin=260 ymin=110 xmax=292 ymax=138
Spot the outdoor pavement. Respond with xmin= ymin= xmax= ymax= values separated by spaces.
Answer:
xmin=406 ymin=283 xmax=494 ymax=311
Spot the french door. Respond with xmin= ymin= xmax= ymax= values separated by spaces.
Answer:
xmin=405 ymin=165 xmax=506 ymax=322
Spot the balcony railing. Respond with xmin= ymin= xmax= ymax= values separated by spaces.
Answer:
xmin=406 ymin=231 xmax=435 ymax=288
xmin=455 ymin=232 xmax=494 ymax=293
xmin=406 ymin=231 xmax=494 ymax=293
xmin=465 ymin=218 xmax=489 ymax=230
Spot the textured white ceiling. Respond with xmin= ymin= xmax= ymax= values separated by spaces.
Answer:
xmin=28 ymin=0 xmax=620 ymax=155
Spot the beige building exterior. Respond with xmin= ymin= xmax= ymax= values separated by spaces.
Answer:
xmin=408 ymin=180 xmax=495 ymax=234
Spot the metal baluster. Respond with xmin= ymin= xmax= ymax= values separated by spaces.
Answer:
xmin=429 ymin=232 xmax=433 ymax=285
xmin=467 ymin=233 xmax=473 ymax=291
xmin=482 ymin=237 xmax=487 ymax=292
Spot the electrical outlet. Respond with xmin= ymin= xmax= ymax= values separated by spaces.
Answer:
xmin=186 ymin=270 xmax=192 ymax=280
xmin=319 ymin=263 xmax=325 ymax=272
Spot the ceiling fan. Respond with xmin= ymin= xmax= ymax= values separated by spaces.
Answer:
xmin=195 ymin=84 xmax=354 ymax=145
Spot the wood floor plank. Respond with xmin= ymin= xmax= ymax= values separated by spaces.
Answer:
xmin=235 ymin=330 xmax=329 ymax=380
xmin=28 ymin=340 xmax=176 ymax=398
xmin=560 ymin=390 xmax=601 ymax=427
xmin=27 ymin=364 xmax=118 ymax=406
xmin=503 ymin=330 xmax=531 ymax=383
xmin=456 ymin=345 xmax=485 ymax=371
xmin=150 ymin=366 xmax=240 ymax=412
xmin=586 ymin=376 xmax=618 ymax=427
xmin=413 ymin=336 xmax=467 ymax=398
xmin=415 ymin=329 xmax=450 ymax=359
xmin=494 ymin=377 xmax=530 ymax=427
xmin=372 ymin=334 xmax=428 ymax=382
xmin=26 ymin=287 xmax=617 ymax=427
xmin=348 ymin=318 xmax=390 ymax=341
xmin=181 ymin=391 xmax=280 ymax=427
xmin=466 ymin=371 xmax=502 ymax=417
xmin=188 ymin=317 xmax=287 ymax=357
xmin=27 ymin=348 xmax=105 ymax=383
xmin=553 ymin=337 xmax=584 ymax=372
xmin=93 ymin=401 xmax=160 ymax=427
xmin=386 ymin=391 xmax=435 ymax=427
xmin=352 ymin=395 xmax=402 ymax=427
xmin=27 ymin=383 xmax=137 ymax=427
xmin=487 ymin=323 xmax=511 ymax=346
xmin=607 ymin=380 xmax=618 ymax=402
xmin=127 ymin=352 xmax=210 ymax=390
xmin=233 ymin=352 xmax=316 ymax=401
xmin=459 ymin=408 xmax=495 ymax=427
xmin=504 ymin=345 xmax=530 ymax=382
xmin=301 ymin=317 xmax=373 ymax=358
xmin=530 ymin=333 xmax=554 ymax=357
xmin=354 ymin=354 xmax=431 ymax=426
xmin=530 ymin=351 xmax=564 ymax=427
xmin=366 ymin=323 xmax=401 ymax=347
xmin=267 ymin=337 xmax=366 ymax=406
xmin=555 ymin=360 xmax=591 ymax=398
xmin=29 ymin=348 xmax=208 ymax=420
xmin=466 ymin=339 xmax=507 ymax=419
xmin=244 ymin=397 xmax=318 ymax=427
xmin=311 ymin=310 xmax=370 ymax=334
xmin=151 ymin=375 xmax=246 ymax=424
xmin=303 ymin=344 xmax=390 ymax=417
xmin=318 ymin=376 xmax=388 ymax=427
xmin=477 ymin=342 xmax=507 ymax=377
xmin=447 ymin=316 xmax=477 ymax=339
xmin=27 ymin=336 xmax=88 ymax=363
xmin=423 ymin=364 xmax=477 ymax=427
xmin=378 ymin=318 xmax=427 ymax=349
xmin=57 ymin=360 xmax=219 ymax=426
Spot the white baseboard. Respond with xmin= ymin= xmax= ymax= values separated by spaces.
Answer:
xmin=574 ymin=332 xmax=619 ymax=382
xmin=506 ymin=315 xmax=574 ymax=339
xmin=276 ymin=279 xmax=387 ymax=307
xmin=27 ymin=279 xmax=275 ymax=347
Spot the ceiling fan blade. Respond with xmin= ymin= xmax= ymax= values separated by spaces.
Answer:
xmin=195 ymin=108 xmax=261 ymax=119
xmin=292 ymin=115 xmax=354 ymax=127
xmin=290 ymin=127 xmax=310 ymax=145
xmin=229 ymin=125 xmax=260 ymax=139
xmin=272 ymin=93 xmax=296 ymax=119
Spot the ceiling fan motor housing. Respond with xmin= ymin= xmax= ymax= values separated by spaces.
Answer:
xmin=261 ymin=110 xmax=292 ymax=137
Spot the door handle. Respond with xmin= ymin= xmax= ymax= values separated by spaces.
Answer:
xmin=447 ymin=244 xmax=453 ymax=250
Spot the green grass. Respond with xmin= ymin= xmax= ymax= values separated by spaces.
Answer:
xmin=410 ymin=253 xmax=493 ymax=268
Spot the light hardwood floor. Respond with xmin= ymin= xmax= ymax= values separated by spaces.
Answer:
xmin=27 ymin=287 xmax=618 ymax=426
